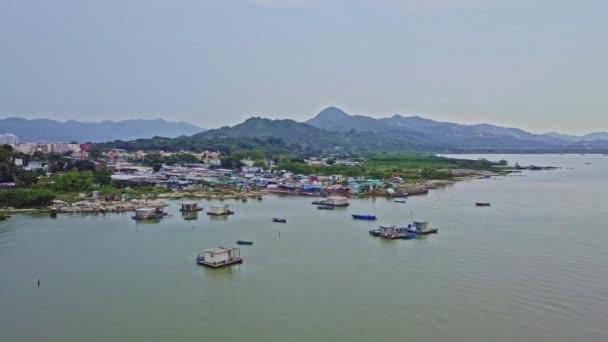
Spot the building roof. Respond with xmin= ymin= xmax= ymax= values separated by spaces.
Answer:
xmin=203 ymin=247 xmax=231 ymax=254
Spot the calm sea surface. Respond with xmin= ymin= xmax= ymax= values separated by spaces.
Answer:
xmin=1 ymin=154 xmax=607 ymax=342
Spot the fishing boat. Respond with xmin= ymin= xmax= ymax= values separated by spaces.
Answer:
xmin=376 ymin=225 xmax=418 ymax=239
xmin=180 ymin=202 xmax=203 ymax=212
xmin=401 ymin=233 xmax=417 ymax=240
xmin=236 ymin=240 xmax=253 ymax=245
xmin=132 ymin=207 xmax=166 ymax=221
xmin=404 ymin=221 xmax=438 ymax=235
xmin=196 ymin=247 xmax=243 ymax=268
xmin=475 ymin=202 xmax=491 ymax=207
xmin=318 ymin=205 xmax=334 ymax=210
xmin=352 ymin=214 xmax=377 ymax=221
xmin=272 ymin=217 xmax=287 ymax=223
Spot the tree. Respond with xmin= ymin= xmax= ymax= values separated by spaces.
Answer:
xmin=67 ymin=160 xmax=96 ymax=172
xmin=13 ymin=168 xmax=39 ymax=187
xmin=94 ymin=168 xmax=113 ymax=186
xmin=53 ymin=170 xmax=94 ymax=192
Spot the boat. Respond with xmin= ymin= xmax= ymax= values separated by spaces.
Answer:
xmin=476 ymin=202 xmax=491 ymax=207
xmin=132 ymin=207 xmax=166 ymax=221
xmin=318 ymin=205 xmax=334 ymax=210
xmin=184 ymin=216 xmax=198 ymax=221
xmin=401 ymin=233 xmax=417 ymax=240
xmin=196 ymin=247 xmax=243 ymax=268
xmin=376 ymin=225 xmax=418 ymax=239
xmin=236 ymin=240 xmax=253 ymax=245
xmin=180 ymin=202 xmax=203 ymax=212
xmin=352 ymin=214 xmax=377 ymax=221
xmin=272 ymin=217 xmax=287 ymax=223
xmin=404 ymin=221 xmax=438 ymax=235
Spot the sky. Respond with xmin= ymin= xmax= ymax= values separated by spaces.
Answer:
xmin=0 ymin=0 xmax=606 ymax=134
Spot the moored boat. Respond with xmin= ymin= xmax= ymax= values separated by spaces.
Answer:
xmin=272 ymin=217 xmax=287 ymax=223
xmin=318 ymin=205 xmax=334 ymax=210
xmin=369 ymin=229 xmax=381 ymax=236
xmin=236 ymin=240 xmax=253 ymax=245
xmin=352 ymin=214 xmax=377 ymax=221
xmin=404 ymin=221 xmax=438 ymax=235
xmin=476 ymin=202 xmax=491 ymax=207
xmin=132 ymin=207 xmax=166 ymax=221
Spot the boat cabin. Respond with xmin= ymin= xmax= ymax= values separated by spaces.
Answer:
xmin=197 ymin=247 xmax=242 ymax=268
xmin=207 ymin=205 xmax=234 ymax=216
xmin=379 ymin=225 xmax=411 ymax=239
xmin=133 ymin=207 xmax=164 ymax=220
xmin=181 ymin=202 xmax=202 ymax=211
xmin=326 ymin=196 xmax=349 ymax=206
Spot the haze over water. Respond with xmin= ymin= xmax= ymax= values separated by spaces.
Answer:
xmin=1 ymin=154 xmax=607 ymax=342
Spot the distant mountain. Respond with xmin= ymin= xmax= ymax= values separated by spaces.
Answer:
xmin=545 ymin=131 xmax=608 ymax=142
xmin=0 ymin=117 xmax=204 ymax=143
xmin=306 ymin=107 xmax=607 ymax=149
xmin=191 ymin=117 xmax=437 ymax=152
xmin=95 ymin=107 xmax=608 ymax=153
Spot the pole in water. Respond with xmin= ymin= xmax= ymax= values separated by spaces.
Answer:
xmin=37 ymin=278 xmax=40 ymax=288
xmin=278 ymin=231 xmax=281 ymax=238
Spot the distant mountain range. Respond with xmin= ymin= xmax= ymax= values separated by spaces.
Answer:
xmin=305 ymin=107 xmax=608 ymax=149
xmin=5 ymin=108 xmax=608 ymax=152
xmin=186 ymin=107 xmax=608 ymax=152
xmin=0 ymin=117 xmax=204 ymax=143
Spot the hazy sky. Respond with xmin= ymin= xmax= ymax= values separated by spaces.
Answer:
xmin=1 ymin=0 xmax=606 ymax=134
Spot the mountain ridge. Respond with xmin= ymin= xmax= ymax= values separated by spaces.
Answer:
xmin=0 ymin=117 xmax=204 ymax=143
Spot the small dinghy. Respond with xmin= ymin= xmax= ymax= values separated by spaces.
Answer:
xmin=476 ymin=202 xmax=491 ymax=207
xmin=272 ymin=217 xmax=287 ymax=223
xmin=352 ymin=214 xmax=377 ymax=221
xmin=236 ymin=240 xmax=253 ymax=245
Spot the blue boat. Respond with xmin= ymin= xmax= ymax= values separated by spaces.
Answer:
xmin=401 ymin=233 xmax=417 ymax=240
xmin=352 ymin=214 xmax=377 ymax=221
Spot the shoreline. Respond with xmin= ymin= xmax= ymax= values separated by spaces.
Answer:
xmin=0 ymin=172 xmax=508 ymax=216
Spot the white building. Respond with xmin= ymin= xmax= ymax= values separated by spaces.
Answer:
xmin=0 ymin=133 xmax=18 ymax=145
xmin=15 ymin=143 xmax=36 ymax=154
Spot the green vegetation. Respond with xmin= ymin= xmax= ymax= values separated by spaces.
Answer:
xmin=53 ymin=170 xmax=94 ymax=192
xmin=0 ymin=189 xmax=56 ymax=209
xmin=0 ymin=212 xmax=8 ymax=221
